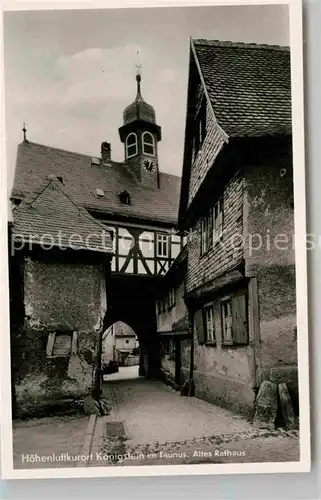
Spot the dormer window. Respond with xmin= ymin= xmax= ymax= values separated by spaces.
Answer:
xmin=119 ymin=190 xmax=131 ymax=205
xmin=126 ymin=133 xmax=138 ymax=159
xmin=142 ymin=132 xmax=155 ymax=156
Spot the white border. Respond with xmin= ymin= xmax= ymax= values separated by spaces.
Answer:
xmin=0 ymin=0 xmax=310 ymax=480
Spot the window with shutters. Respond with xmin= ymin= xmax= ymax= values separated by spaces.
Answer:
xmin=168 ymin=287 xmax=176 ymax=309
xmin=201 ymin=210 xmax=213 ymax=255
xmin=221 ymin=293 xmax=248 ymax=346
xmin=193 ymin=97 xmax=207 ymax=158
xmin=213 ymin=199 xmax=223 ymax=244
xmin=46 ymin=330 xmax=78 ymax=358
xmin=203 ymin=303 xmax=215 ymax=343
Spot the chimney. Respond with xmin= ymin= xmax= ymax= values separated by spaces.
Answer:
xmin=101 ymin=142 xmax=111 ymax=163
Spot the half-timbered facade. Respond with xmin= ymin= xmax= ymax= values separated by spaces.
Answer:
xmin=177 ymin=39 xmax=297 ymax=416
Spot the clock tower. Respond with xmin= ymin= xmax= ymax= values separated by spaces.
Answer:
xmin=119 ymin=70 xmax=161 ymax=188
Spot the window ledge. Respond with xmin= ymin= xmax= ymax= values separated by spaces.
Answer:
xmin=46 ymin=355 xmax=71 ymax=359
xmin=205 ymin=341 xmax=216 ymax=347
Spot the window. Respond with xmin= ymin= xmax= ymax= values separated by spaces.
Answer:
xmin=156 ymin=300 xmax=162 ymax=315
xmin=200 ymin=199 xmax=223 ymax=255
xmin=157 ymin=234 xmax=169 ymax=258
xmin=46 ymin=331 xmax=78 ymax=358
xmin=193 ymin=97 xmax=207 ymax=158
xmin=201 ymin=211 xmax=213 ymax=255
xmin=119 ymin=190 xmax=131 ymax=205
xmin=204 ymin=304 xmax=215 ymax=343
xmin=221 ymin=300 xmax=233 ymax=345
xmin=221 ymin=294 xmax=248 ymax=345
xmin=213 ymin=199 xmax=223 ymax=243
xmin=142 ymin=132 xmax=155 ymax=156
xmin=126 ymin=133 xmax=138 ymax=158
xmin=168 ymin=287 xmax=176 ymax=309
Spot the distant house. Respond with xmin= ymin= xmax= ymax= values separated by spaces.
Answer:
xmin=174 ymin=39 xmax=297 ymax=416
xmin=102 ymin=321 xmax=139 ymax=367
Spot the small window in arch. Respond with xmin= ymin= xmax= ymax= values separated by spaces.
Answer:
xmin=126 ymin=133 xmax=138 ymax=159
xmin=142 ymin=132 xmax=155 ymax=156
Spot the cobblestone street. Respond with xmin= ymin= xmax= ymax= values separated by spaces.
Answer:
xmin=90 ymin=367 xmax=300 ymax=467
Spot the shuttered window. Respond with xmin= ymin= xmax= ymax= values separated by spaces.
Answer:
xmin=46 ymin=331 xmax=78 ymax=357
xmin=201 ymin=210 xmax=213 ymax=255
xmin=221 ymin=294 xmax=248 ymax=345
xmin=204 ymin=304 xmax=215 ymax=343
xmin=213 ymin=199 xmax=223 ymax=243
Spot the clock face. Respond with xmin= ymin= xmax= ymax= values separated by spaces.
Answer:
xmin=142 ymin=159 xmax=155 ymax=173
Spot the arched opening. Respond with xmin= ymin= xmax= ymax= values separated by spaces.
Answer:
xmin=142 ymin=131 xmax=155 ymax=156
xmin=125 ymin=133 xmax=138 ymax=158
xmin=101 ymin=321 xmax=140 ymax=381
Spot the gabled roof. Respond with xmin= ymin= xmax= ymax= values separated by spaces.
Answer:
xmin=113 ymin=321 xmax=136 ymax=337
xmin=12 ymin=141 xmax=181 ymax=225
xmin=192 ymin=39 xmax=292 ymax=137
xmin=12 ymin=178 xmax=113 ymax=253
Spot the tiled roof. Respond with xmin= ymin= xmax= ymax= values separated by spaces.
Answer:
xmin=12 ymin=141 xmax=181 ymax=225
xmin=12 ymin=178 xmax=113 ymax=253
xmin=113 ymin=321 xmax=136 ymax=337
xmin=193 ymin=39 xmax=292 ymax=137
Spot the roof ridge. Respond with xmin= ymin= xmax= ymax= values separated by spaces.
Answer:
xmin=192 ymin=38 xmax=290 ymax=51
xmin=19 ymin=140 xmax=103 ymax=161
xmin=19 ymin=140 xmax=181 ymax=178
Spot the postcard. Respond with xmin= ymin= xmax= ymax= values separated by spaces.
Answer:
xmin=0 ymin=0 xmax=310 ymax=479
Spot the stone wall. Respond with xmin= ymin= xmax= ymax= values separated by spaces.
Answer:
xmin=243 ymin=154 xmax=297 ymax=383
xmin=12 ymin=254 xmax=107 ymax=416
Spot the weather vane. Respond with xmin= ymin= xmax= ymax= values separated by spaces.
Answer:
xmin=22 ymin=122 xmax=27 ymax=142
xmin=136 ymin=50 xmax=142 ymax=77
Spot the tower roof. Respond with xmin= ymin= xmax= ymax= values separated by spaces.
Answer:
xmin=123 ymin=74 xmax=156 ymax=125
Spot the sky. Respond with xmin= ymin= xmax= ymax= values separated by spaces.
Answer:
xmin=3 ymin=4 xmax=289 ymax=190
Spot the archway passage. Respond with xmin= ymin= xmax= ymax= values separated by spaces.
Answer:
xmin=103 ymin=274 xmax=161 ymax=380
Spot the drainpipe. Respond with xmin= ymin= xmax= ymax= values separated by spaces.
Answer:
xmin=188 ymin=307 xmax=194 ymax=396
xmin=93 ymin=253 xmax=112 ymax=400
